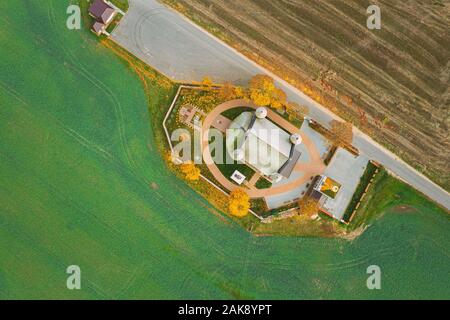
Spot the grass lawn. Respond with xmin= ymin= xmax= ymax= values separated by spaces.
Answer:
xmin=109 ymin=0 xmax=129 ymax=12
xmin=215 ymin=135 xmax=255 ymax=185
xmin=0 ymin=0 xmax=449 ymax=300
xmin=255 ymin=177 xmax=272 ymax=189
xmin=217 ymin=162 xmax=255 ymax=184
xmin=344 ymin=169 xmax=435 ymax=232
xmin=221 ymin=107 xmax=254 ymax=120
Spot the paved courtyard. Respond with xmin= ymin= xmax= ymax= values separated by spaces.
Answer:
xmin=320 ymin=149 xmax=369 ymax=220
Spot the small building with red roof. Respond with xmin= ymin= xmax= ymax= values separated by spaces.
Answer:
xmin=88 ymin=0 xmax=116 ymax=36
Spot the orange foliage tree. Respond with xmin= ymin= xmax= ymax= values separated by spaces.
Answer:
xmin=329 ymin=120 xmax=353 ymax=146
xmin=249 ymin=75 xmax=286 ymax=109
xmin=218 ymin=82 xmax=248 ymax=100
xmin=285 ymin=101 xmax=309 ymax=121
xmin=228 ymin=188 xmax=250 ymax=217
xmin=201 ymin=76 xmax=213 ymax=90
xmin=164 ymin=150 xmax=175 ymax=163
xmin=180 ymin=161 xmax=201 ymax=181
xmin=218 ymin=82 xmax=236 ymax=100
xmin=233 ymin=86 xmax=247 ymax=99
xmin=298 ymin=196 xmax=319 ymax=217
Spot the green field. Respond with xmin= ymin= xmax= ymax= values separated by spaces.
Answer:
xmin=0 ymin=0 xmax=449 ymax=299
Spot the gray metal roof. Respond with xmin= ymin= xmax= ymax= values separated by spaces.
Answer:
xmin=278 ymin=146 xmax=301 ymax=178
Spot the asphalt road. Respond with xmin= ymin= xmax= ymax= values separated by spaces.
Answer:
xmin=111 ymin=0 xmax=450 ymax=210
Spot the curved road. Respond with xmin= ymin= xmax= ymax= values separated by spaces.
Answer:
xmin=112 ymin=0 xmax=450 ymax=211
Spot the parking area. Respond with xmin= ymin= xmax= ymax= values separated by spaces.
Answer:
xmin=111 ymin=0 xmax=258 ymax=84
xmin=320 ymin=148 xmax=369 ymax=220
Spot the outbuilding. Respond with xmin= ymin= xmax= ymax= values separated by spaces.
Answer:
xmin=88 ymin=0 xmax=116 ymax=36
xmin=89 ymin=0 xmax=116 ymax=24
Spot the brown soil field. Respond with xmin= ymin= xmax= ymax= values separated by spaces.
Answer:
xmin=162 ymin=0 xmax=450 ymax=190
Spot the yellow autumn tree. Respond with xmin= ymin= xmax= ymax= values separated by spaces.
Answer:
xmin=329 ymin=120 xmax=353 ymax=146
xmin=271 ymin=87 xmax=287 ymax=109
xmin=180 ymin=161 xmax=201 ymax=181
xmin=201 ymin=76 xmax=213 ymax=90
xmin=233 ymin=86 xmax=247 ymax=99
xmin=228 ymin=188 xmax=250 ymax=217
xmin=249 ymin=74 xmax=286 ymax=109
xmin=164 ymin=150 xmax=173 ymax=163
xmin=298 ymin=196 xmax=319 ymax=217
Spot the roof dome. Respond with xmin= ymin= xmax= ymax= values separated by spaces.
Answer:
xmin=270 ymin=173 xmax=282 ymax=183
xmin=255 ymin=107 xmax=267 ymax=119
xmin=290 ymin=133 xmax=302 ymax=145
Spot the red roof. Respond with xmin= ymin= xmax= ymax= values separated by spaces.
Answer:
xmin=91 ymin=21 xmax=105 ymax=35
xmin=89 ymin=0 xmax=115 ymax=24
